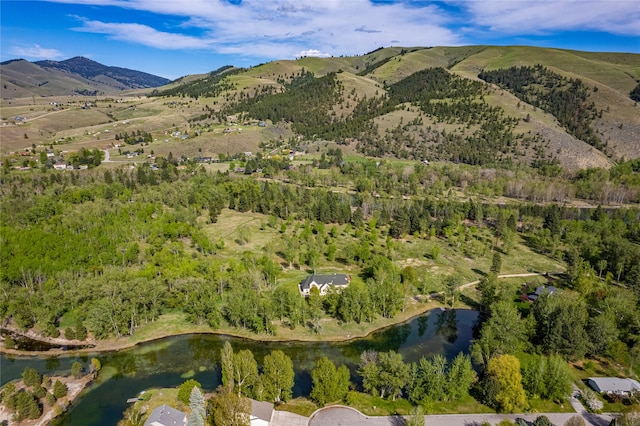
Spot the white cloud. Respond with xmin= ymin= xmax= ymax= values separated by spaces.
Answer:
xmin=54 ymin=0 xmax=462 ymax=59
xmin=464 ymin=1 xmax=640 ymax=36
xmin=49 ymin=0 xmax=639 ymax=62
xmin=296 ymin=49 xmax=332 ymax=58
xmin=10 ymin=44 xmax=64 ymax=60
xmin=72 ymin=19 xmax=212 ymax=49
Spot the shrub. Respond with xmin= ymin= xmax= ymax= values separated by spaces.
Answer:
xmin=45 ymin=392 xmax=56 ymax=407
xmin=533 ymin=415 xmax=554 ymax=426
xmin=4 ymin=335 xmax=15 ymax=349
xmin=64 ymin=327 xmax=76 ymax=340
xmin=564 ymin=415 xmax=586 ymax=426
xmin=580 ymin=388 xmax=603 ymax=412
xmin=32 ymin=385 xmax=46 ymax=399
xmin=75 ymin=321 xmax=88 ymax=341
xmin=177 ymin=379 xmax=202 ymax=405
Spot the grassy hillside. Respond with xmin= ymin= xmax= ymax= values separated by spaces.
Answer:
xmin=1 ymin=46 xmax=639 ymax=172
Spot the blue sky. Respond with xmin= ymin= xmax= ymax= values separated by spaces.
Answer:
xmin=2 ymin=0 xmax=639 ymax=80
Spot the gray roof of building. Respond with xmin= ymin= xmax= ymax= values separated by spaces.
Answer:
xmin=300 ymin=274 xmax=349 ymax=291
xmin=588 ymin=377 xmax=640 ymax=393
xmin=251 ymin=399 xmax=274 ymax=421
xmin=144 ymin=404 xmax=186 ymax=426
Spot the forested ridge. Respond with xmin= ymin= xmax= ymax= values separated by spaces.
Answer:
xmin=145 ymin=56 xmax=639 ymax=168
xmin=154 ymin=66 xmax=240 ymax=99
xmin=479 ymin=65 xmax=604 ymax=152
xmin=211 ymin=67 xmax=543 ymax=166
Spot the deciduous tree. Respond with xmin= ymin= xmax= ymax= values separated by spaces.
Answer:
xmin=310 ymin=357 xmax=350 ymax=406
xmin=486 ymin=354 xmax=527 ymax=413
xmin=261 ymin=350 xmax=294 ymax=403
xmin=233 ymin=349 xmax=258 ymax=398
xmin=208 ymin=385 xmax=250 ymax=426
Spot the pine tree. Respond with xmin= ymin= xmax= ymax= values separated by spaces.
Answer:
xmin=188 ymin=386 xmax=205 ymax=426
xmin=53 ymin=380 xmax=68 ymax=399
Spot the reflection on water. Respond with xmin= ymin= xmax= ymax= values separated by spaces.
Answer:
xmin=1 ymin=308 xmax=477 ymax=426
xmin=435 ymin=308 xmax=459 ymax=343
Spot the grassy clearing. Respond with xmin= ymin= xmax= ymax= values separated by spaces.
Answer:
xmin=125 ymin=312 xmax=212 ymax=345
xmin=346 ymin=392 xmax=414 ymax=416
xmin=425 ymin=394 xmax=495 ymax=414
xmin=527 ymin=398 xmax=575 ymax=413
xmin=570 ymin=358 xmax=627 ymax=382
xmin=277 ymin=397 xmax=319 ymax=417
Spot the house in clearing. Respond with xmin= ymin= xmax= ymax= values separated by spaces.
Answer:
xmin=587 ymin=377 xmax=640 ymax=396
xmin=299 ymin=274 xmax=351 ymax=296
xmin=528 ymin=285 xmax=558 ymax=301
xmin=143 ymin=404 xmax=187 ymax=426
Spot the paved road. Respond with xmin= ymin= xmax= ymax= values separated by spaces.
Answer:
xmin=280 ymin=404 xmax=615 ymax=426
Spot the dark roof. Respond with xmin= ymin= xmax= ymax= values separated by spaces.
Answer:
xmin=529 ymin=285 xmax=558 ymax=301
xmin=144 ymin=404 xmax=186 ymax=426
xmin=251 ymin=399 xmax=274 ymax=422
xmin=300 ymin=274 xmax=350 ymax=292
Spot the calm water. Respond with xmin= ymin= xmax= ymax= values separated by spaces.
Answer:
xmin=1 ymin=308 xmax=477 ymax=426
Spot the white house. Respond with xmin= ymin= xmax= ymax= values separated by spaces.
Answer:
xmin=299 ymin=274 xmax=351 ymax=296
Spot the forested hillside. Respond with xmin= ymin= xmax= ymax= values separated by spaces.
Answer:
xmin=142 ymin=46 xmax=639 ymax=170
xmin=479 ymin=65 xmax=603 ymax=152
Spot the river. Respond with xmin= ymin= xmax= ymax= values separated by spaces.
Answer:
xmin=0 ymin=308 xmax=477 ymax=426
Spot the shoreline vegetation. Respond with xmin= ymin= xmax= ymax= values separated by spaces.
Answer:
xmin=0 ymin=296 xmax=441 ymax=357
xmin=0 ymin=366 xmax=97 ymax=425
xmin=0 ymin=271 xmax=560 ymax=358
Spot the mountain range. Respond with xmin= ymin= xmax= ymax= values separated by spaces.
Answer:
xmin=1 ymin=56 xmax=170 ymax=97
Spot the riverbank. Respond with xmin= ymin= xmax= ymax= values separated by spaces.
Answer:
xmin=0 ymin=271 xmax=560 ymax=358
xmin=0 ymin=373 xmax=94 ymax=425
xmin=0 ymin=296 xmax=442 ymax=357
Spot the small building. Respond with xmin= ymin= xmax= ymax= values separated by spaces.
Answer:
xmin=144 ymin=404 xmax=187 ymax=426
xmin=588 ymin=377 xmax=640 ymax=396
xmin=250 ymin=399 xmax=274 ymax=426
xmin=528 ymin=285 xmax=558 ymax=301
xmin=299 ymin=274 xmax=351 ymax=296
